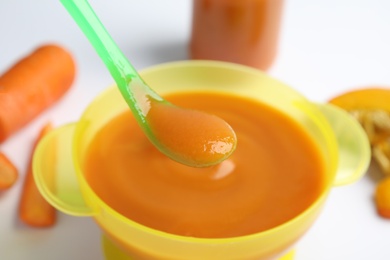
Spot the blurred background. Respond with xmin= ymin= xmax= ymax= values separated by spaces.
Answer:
xmin=1 ymin=0 xmax=389 ymax=259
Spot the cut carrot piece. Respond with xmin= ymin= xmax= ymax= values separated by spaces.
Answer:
xmin=19 ymin=123 xmax=56 ymax=227
xmin=375 ymin=176 xmax=390 ymax=219
xmin=0 ymin=152 xmax=18 ymax=190
xmin=0 ymin=44 xmax=76 ymax=143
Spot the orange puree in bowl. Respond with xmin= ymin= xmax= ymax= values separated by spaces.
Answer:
xmin=83 ymin=92 xmax=325 ymax=238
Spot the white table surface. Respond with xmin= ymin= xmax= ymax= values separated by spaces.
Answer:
xmin=1 ymin=0 xmax=389 ymax=259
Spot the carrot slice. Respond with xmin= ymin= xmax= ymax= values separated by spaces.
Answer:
xmin=0 ymin=44 xmax=76 ymax=143
xmin=0 ymin=152 xmax=18 ymax=190
xmin=19 ymin=123 xmax=56 ymax=227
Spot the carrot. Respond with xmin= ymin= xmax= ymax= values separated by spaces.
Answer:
xmin=19 ymin=122 xmax=56 ymax=227
xmin=375 ymin=176 xmax=390 ymax=219
xmin=0 ymin=152 xmax=18 ymax=190
xmin=0 ymin=44 xmax=76 ymax=143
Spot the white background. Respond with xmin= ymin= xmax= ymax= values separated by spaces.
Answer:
xmin=1 ymin=0 xmax=390 ymax=259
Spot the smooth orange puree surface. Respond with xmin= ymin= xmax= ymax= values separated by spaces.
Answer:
xmin=83 ymin=92 xmax=325 ymax=238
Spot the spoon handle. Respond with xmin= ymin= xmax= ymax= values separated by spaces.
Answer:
xmin=60 ymin=0 xmax=139 ymax=98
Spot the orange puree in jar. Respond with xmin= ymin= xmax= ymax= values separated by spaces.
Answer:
xmin=83 ymin=92 xmax=325 ymax=238
xmin=190 ymin=0 xmax=284 ymax=70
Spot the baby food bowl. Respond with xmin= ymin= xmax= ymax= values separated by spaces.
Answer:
xmin=33 ymin=60 xmax=370 ymax=260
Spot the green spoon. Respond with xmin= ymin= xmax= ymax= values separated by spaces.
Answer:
xmin=60 ymin=0 xmax=237 ymax=167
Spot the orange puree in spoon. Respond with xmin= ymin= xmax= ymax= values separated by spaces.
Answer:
xmin=146 ymin=100 xmax=237 ymax=167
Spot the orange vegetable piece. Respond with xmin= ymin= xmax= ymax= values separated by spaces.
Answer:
xmin=0 ymin=152 xmax=18 ymax=190
xmin=375 ymin=177 xmax=390 ymax=219
xmin=330 ymin=87 xmax=390 ymax=219
xmin=329 ymin=87 xmax=390 ymax=112
xmin=19 ymin=123 xmax=56 ymax=227
xmin=0 ymin=44 xmax=76 ymax=143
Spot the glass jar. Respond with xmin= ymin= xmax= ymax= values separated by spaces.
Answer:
xmin=189 ymin=0 xmax=285 ymax=71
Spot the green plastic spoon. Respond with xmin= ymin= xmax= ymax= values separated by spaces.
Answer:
xmin=60 ymin=0 xmax=237 ymax=167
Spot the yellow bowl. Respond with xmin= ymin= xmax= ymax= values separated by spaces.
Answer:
xmin=33 ymin=60 xmax=370 ymax=259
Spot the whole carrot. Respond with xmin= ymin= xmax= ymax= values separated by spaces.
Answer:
xmin=0 ymin=44 xmax=76 ymax=143
xmin=0 ymin=152 xmax=18 ymax=190
xmin=19 ymin=123 xmax=56 ymax=227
